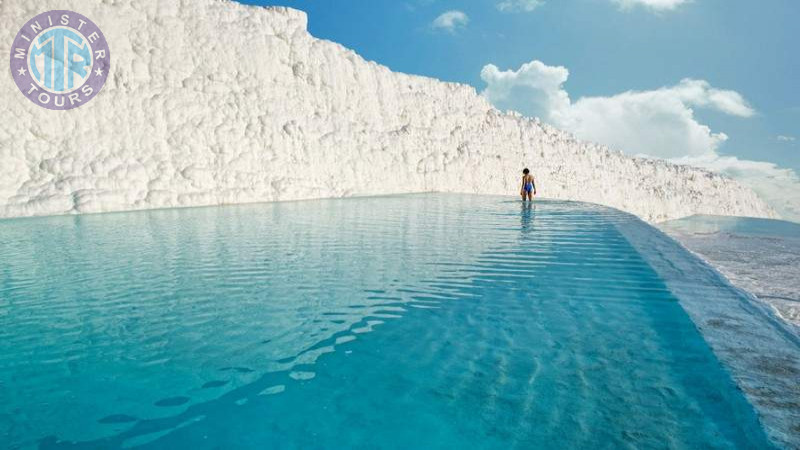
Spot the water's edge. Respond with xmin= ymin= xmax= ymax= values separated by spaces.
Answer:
xmin=668 ymin=242 xmax=799 ymax=340
xmin=615 ymin=215 xmax=800 ymax=449
xmin=658 ymin=216 xmax=800 ymax=336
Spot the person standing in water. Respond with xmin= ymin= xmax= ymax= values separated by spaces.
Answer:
xmin=520 ymin=168 xmax=536 ymax=201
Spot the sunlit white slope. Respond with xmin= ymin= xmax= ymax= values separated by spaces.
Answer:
xmin=0 ymin=1 xmax=776 ymax=222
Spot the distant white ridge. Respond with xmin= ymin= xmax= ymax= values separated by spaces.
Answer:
xmin=0 ymin=0 xmax=776 ymax=222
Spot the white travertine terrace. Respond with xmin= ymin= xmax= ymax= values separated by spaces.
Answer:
xmin=0 ymin=0 xmax=777 ymax=222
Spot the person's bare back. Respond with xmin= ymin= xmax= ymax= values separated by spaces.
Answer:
xmin=520 ymin=168 xmax=536 ymax=201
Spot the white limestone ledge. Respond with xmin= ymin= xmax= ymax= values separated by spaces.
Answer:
xmin=0 ymin=0 xmax=776 ymax=222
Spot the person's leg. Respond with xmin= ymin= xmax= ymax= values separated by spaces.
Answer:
xmin=527 ymin=192 xmax=533 ymax=201
xmin=521 ymin=191 xmax=526 ymax=201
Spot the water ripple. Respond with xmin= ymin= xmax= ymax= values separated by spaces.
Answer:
xmin=0 ymin=195 xmax=777 ymax=449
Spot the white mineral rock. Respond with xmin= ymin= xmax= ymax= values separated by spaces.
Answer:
xmin=0 ymin=0 xmax=777 ymax=222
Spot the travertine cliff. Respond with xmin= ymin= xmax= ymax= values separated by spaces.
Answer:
xmin=0 ymin=0 xmax=776 ymax=222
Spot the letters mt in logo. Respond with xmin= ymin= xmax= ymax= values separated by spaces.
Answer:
xmin=9 ymin=10 xmax=110 ymax=110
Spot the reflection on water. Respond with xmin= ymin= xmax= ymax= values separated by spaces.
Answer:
xmin=520 ymin=201 xmax=535 ymax=233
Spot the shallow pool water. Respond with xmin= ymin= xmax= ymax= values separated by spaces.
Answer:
xmin=0 ymin=194 xmax=775 ymax=449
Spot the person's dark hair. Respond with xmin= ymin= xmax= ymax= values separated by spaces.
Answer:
xmin=522 ymin=168 xmax=530 ymax=175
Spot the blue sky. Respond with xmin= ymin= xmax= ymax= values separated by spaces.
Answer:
xmin=242 ymin=0 xmax=799 ymax=219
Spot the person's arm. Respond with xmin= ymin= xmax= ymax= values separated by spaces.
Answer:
xmin=533 ymin=177 xmax=537 ymax=195
xmin=520 ymin=177 xmax=525 ymax=194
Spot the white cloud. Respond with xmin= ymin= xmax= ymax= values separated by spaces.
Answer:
xmin=432 ymin=10 xmax=469 ymax=33
xmin=480 ymin=61 xmax=753 ymax=158
xmin=480 ymin=59 xmax=800 ymax=222
xmin=497 ymin=0 xmax=545 ymax=13
xmin=777 ymin=135 xmax=796 ymax=142
xmin=612 ymin=0 xmax=690 ymax=11
xmin=669 ymin=79 xmax=755 ymax=117
xmin=480 ymin=60 xmax=571 ymax=125
xmin=673 ymin=155 xmax=800 ymax=221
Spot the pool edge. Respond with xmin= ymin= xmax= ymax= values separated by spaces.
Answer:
xmin=613 ymin=213 xmax=800 ymax=449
